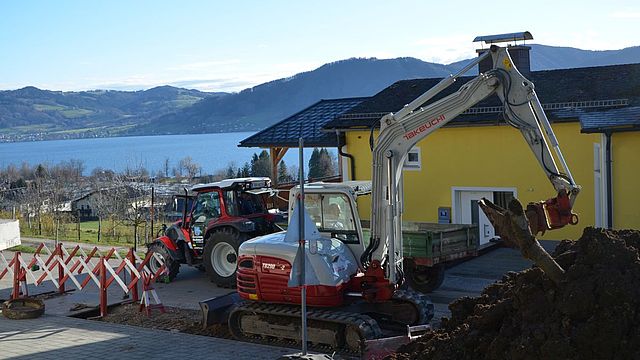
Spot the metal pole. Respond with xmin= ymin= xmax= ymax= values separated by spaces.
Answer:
xmin=150 ymin=179 xmax=155 ymax=243
xmin=77 ymin=210 xmax=81 ymax=242
xmin=298 ymin=137 xmax=308 ymax=355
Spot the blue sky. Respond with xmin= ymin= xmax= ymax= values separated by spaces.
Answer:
xmin=1 ymin=0 xmax=638 ymax=92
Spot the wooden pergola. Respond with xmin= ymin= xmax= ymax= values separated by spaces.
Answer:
xmin=237 ymin=97 xmax=368 ymax=186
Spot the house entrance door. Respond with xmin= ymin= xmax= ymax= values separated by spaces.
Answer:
xmin=459 ymin=191 xmax=494 ymax=246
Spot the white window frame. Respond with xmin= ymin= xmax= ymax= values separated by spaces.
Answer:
xmin=451 ymin=186 xmax=518 ymax=223
xmin=403 ymin=146 xmax=421 ymax=171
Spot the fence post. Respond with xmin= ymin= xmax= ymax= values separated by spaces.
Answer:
xmin=57 ymin=243 xmax=65 ymax=294
xmin=128 ymin=249 xmax=139 ymax=302
xmin=11 ymin=251 xmax=21 ymax=300
xmin=99 ymin=256 xmax=107 ymax=317
xmin=77 ymin=210 xmax=81 ymax=242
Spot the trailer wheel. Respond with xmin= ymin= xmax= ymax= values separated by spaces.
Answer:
xmin=204 ymin=228 xmax=246 ymax=288
xmin=405 ymin=261 xmax=446 ymax=293
xmin=147 ymin=242 xmax=180 ymax=282
xmin=2 ymin=298 xmax=45 ymax=320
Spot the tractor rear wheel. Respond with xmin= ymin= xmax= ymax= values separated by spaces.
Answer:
xmin=203 ymin=228 xmax=246 ymax=288
xmin=147 ymin=242 xmax=180 ymax=282
xmin=405 ymin=261 xmax=445 ymax=294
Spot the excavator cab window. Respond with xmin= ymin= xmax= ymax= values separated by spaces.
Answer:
xmin=304 ymin=193 xmax=359 ymax=244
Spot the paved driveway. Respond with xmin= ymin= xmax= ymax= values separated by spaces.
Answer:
xmin=0 ymin=315 xmax=291 ymax=360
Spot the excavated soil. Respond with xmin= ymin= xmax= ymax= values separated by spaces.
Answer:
xmin=97 ymin=303 xmax=229 ymax=337
xmin=390 ymin=227 xmax=640 ymax=360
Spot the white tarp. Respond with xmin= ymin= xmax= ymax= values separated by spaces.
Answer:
xmin=286 ymin=202 xmax=323 ymax=287
xmin=286 ymin=202 xmax=358 ymax=287
xmin=0 ymin=219 xmax=21 ymax=251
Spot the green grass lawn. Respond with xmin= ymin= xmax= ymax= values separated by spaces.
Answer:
xmin=20 ymin=219 xmax=167 ymax=248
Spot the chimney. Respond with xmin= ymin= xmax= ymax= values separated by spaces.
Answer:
xmin=477 ymin=45 xmax=531 ymax=76
xmin=473 ymin=32 xmax=533 ymax=76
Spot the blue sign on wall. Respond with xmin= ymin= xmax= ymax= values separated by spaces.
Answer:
xmin=438 ymin=207 xmax=451 ymax=224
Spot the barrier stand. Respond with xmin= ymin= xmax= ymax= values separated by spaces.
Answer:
xmin=0 ymin=243 xmax=166 ymax=317
xmin=139 ymin=271 xmax=165 ymax=316
xmin=135 ymin=251 xmax=166 ymax=316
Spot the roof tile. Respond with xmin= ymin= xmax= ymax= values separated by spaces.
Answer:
xmin=239 ymin=97 xmax=368 ymax=148
xmin=324 ymin=63 xmax=640 ymax=130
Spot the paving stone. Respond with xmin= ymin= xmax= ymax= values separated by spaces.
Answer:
xmin=0 ymin=315 xmax=291 ymax=359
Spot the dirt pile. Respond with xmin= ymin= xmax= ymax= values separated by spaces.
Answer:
xmin=391 ymin=227 xmax=640 ymax=360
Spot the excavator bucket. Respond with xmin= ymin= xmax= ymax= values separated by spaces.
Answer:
xmin=363 ymin=324 xmax=432 ymax=359
xmin=199 ymin=292 xmax=240 ymax=329
xmin=479 ymin=190 xmax=578 ymax=240
xmin=525 ymin=190 xmax=579 ymax=235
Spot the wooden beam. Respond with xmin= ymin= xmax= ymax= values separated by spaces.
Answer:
xmin=270 ymin=147 xmax=289 ymax=185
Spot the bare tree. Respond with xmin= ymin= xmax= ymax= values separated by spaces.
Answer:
xmin=87 ymin=185 xmax=118 ymax=242
xmin=163 ymin=157 xmax=170 ymax=178
xmin=48 ymin=171 xmax=71 ymax=242
xmin=179 ymin=156 xmax=200 ymax=181
xmin=113 ymin=167 xmax=149 ymax=249
xmin=29 ymin=164 xmax=49 ymax=235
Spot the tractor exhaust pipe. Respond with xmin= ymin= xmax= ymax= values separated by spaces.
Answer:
xmin=181 ymin=187 xmax=189 ymax=229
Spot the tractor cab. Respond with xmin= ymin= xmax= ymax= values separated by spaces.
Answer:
xmin=149 ymin=177 xmax=281 ymax=286
xmin=189 ymin=178 xmax=275 ymax=251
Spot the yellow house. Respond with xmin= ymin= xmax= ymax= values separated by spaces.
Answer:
xmin=323 ymin=54 xmax=640 ymax=242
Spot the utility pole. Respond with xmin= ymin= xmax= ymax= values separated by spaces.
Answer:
xmin=150 ymin=177 xmax=155 ymax=244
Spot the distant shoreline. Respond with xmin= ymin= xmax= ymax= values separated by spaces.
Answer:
xmin=0 ymin=129 xmax=263 ymax=144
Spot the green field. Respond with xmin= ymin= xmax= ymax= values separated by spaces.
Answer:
xmin=20 ymin=218 xmax=168 ymax=247
xmin=60 ymin=108 xmax=94 ymax=118
xmin=33 ymin=104 xmax=66 ymax=111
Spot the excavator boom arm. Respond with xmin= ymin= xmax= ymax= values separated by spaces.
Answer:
xmin=366 ymin=45 xmax=580 ymax=284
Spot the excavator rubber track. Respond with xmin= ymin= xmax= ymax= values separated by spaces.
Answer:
xmin=390 ymin=288 xmax=434 ymax=326
xmin=228 ymin=302 xmax=383 ymax=355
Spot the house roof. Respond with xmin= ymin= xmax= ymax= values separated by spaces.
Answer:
xmin=239 ymin=97 xmax=368 ymax=148
xmin=323 ymin=63 xmax=640 ymax=130
xmin=580 ymin=106 xmax=640 ymax=133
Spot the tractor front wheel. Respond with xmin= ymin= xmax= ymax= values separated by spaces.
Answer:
xmin=147 ymin=242 xmax=180 ymax=282
xmin=203 ymin=228 xmax=246 ymax=288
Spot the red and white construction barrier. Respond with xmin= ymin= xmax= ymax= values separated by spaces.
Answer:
xmin=0 ymin=243 xmax=166 ymax=317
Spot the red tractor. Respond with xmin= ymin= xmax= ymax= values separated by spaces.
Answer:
xmin=147 ymin=177 xmax=282 ymax=287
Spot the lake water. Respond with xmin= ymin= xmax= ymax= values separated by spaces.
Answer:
xmin=0 ymin=132 xmax=319 ymax=175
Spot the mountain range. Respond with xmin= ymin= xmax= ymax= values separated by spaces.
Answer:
xmin=1 ymin=44 xmax=638 ymax=142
